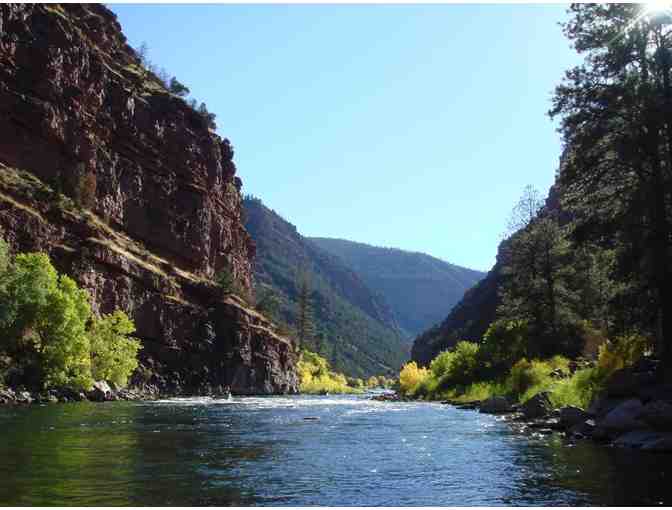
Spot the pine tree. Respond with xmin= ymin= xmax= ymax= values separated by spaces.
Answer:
xmin=550 ymin=4 xmax=672 ymax=376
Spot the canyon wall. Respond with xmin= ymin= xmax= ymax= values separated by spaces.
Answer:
xmin=0 ymin=3 xmax=298 ymax=394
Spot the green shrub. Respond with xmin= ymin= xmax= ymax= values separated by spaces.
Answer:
xmin=507 ymin=358 xmax=554 ymax=402
xmin=480 ymin=319 xmax=530 ymax=371
xmin=548 ymin=355 xmax=571 ymax=373
xmin=549 ymin=367 xmax=601 ymax=409
xmin=450 ymin=341 xmax=481 ymax=382
xmin=430 ymin=350 xmax=455 ymax=379
xmin=458 ymin=380 xmax=510 ymax=402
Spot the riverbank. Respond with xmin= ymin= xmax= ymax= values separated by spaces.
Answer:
xmin=0 ymin=381 xmax=160 ymax=405
xmin=379 ymin=361 xmax=672 ymax=453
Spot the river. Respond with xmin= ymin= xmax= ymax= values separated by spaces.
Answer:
xmin=0 ymin=394 xmax=670 ymax=506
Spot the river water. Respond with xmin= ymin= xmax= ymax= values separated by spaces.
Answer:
xmin=0 ymin=394 xmax=670 ymax=506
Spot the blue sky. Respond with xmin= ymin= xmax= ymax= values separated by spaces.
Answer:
xmin=110 ymin=4 xmax=581 ymax=272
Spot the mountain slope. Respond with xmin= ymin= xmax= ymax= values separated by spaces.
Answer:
xmin=411 ymin=249 xmax=504 ymax=366
xmin=243 ymin=197 xmax=407 ymax=377
xmin=308 ymin=238 xmax=485 ymax=339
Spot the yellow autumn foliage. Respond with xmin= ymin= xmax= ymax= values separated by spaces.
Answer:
xmin=398 ymin=361 xmax=430 ymax=395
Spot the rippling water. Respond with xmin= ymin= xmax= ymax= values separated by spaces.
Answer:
xmin=1 ymin=394 xmax=670 ymax=505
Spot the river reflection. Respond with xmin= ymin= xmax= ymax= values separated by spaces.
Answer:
xmin=0 ymin=395 xmax=670 ymax=506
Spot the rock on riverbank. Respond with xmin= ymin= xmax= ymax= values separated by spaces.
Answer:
xmin=440 ymin=360 xmax=672 ymax=453
xmin=0 ymin=380 xmax=240 ymax=406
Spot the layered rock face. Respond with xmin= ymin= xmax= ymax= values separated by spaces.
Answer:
xmin=0 ymin=4 xmax=298 ymax=394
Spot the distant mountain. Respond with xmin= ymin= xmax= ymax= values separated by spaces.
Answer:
xmin=243 ymin=197 xmax=407 ymax=378
xmin=308 ymin=238 xmax=485 ymax=339
xmin=410 ymin=248 xmax=504 ymax=366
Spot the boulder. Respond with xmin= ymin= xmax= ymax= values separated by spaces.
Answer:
xmin=16 ymin=391 xmax=33 ymax=404
xmin=639 ymin=400 xmax=672 ymax=431
xmin=604 ymin=368 xmax=657 ymax=398
xmin=587 ymin=395 xmax=623 ymax=419
xmin=641 ymin=435 xmax=672 ymax=452
xmin=453 ymin=401 xmax=481 ymax=410
xmin=37 ymin=393 xmax=59 ymax=404
xmin=638 ymin=384 xmax=672 ymax=404
xmin=521 ymin=392 xmax=553 ymax=420
xmin=591 ymin=426 xmax=613 ymax=441
xmin=479 ymin=396 xmax=512 ymax=414
xmin=631 ymin=357 xmax=660 ymax=374
xmin=613 ymin=429 xmax=663 ymax=448
xmin=559 ymin=406 xmax=591 ymax=429
xmin=528 ymin=417 xmax=563 ymax=430
xmin=87 ymin=381 xmax=112 ymax=402
xmin=569 ymin=419 xmax=596 ymax=438
xmin=599 ymin=398 xmax=646 ymax=432
xmin=0 ymin=388 xmax=16 ymax=404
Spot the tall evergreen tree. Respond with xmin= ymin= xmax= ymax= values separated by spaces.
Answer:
xmin=499 ymin=216 xmax=578 ymax=357
xmin=550 ymin=4 xmax=672 ymax=376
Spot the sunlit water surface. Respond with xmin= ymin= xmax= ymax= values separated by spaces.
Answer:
xmin=1 ymin=394 xmax=671 ymax=505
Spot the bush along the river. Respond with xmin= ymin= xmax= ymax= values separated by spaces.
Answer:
xmin=0 ymin=236 xmax=141 ymax=404
xmin=397 ymin=325 xmax=672 ymax=451
xmin=298 ymin=349 xmax=394 ymax=394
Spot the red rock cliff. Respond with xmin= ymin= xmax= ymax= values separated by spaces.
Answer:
xmin=0 ymin=3 xmax=298 ymax=394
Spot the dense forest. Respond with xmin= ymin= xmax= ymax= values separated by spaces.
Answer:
xmin=406 ymin=4 xmax=672 ymax=406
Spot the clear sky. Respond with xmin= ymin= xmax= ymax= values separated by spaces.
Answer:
xmin=110 ymin=4 xmax=581 ymax=272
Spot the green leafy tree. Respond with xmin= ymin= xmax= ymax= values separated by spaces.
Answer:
xmin=479 ymin=319 xmax=531 ymax=372
xmin=89 ymin=311 xmax=141 ymax=387
xmin=0 ymin=253 xmax=92 ymax=389
xmin=0 ymin=250 xmax=140 ymax=391
xmin=38 ymin=274 xmax=93 ymax=389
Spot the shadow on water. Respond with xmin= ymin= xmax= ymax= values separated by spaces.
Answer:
xmin=1 ymin=396 xmax=671 ymax=506
xmin=0 ymin=401 xmax=265 ymax=505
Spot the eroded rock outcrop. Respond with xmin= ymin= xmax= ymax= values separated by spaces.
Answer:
xmin=0 ymin=4 xmax=298 ymax=395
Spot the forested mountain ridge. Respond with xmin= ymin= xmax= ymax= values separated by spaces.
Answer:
xmin=243 ymin=197 xmax=408 ymax=377
xmin=308 ymin=237 xmax=485 ymax=339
